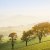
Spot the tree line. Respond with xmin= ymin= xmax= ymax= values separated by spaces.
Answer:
xmin=0 ymin=22 xmax=50 ymax=50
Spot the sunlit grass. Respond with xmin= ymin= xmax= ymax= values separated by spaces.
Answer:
xmin=2 ymin=36 xmax=9 ymax=43
xmin=0 ymin=35 xmax=50 ymax=50
xmin=17 ymin=41 xmax=50 ymax=50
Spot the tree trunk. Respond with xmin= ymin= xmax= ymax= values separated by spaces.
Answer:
xmin=12 ymin=37 xmax=14 ymax=50
xmin=39 ymin=39 xmax=41 ymax=43
xmin=39 ymin=37 xmax=41 ymax=43
xmin=26 ymin=40 xmax=27 ymax=46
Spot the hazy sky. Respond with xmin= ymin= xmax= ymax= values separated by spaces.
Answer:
xmin=0 ymin=0 xmax=50 ymax=27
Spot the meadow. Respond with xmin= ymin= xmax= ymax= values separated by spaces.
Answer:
xmin=0 ymin=35 xmax=50 ymax=50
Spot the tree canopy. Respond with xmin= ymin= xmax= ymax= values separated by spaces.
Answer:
xmin=32 ymin=22 xmax=50 ymax=43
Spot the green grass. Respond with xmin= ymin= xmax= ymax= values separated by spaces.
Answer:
xmin=17 ymin=41 xmax=50 ymax=50
xmin=0 ymin=35 xmax=50 ymax=50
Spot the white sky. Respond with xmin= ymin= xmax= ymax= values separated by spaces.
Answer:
xmin=0 ymin=0 xmax=50 ymax=27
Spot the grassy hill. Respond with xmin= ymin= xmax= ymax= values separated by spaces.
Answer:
xmin=17 ymin=41 xmax=50 ymax=50
xmin=0 ymin=35 xmax=50 ymax=50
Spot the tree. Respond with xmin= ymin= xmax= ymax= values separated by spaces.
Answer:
xmin=21 ymin=31 xmax=28 ymax=46
xmin=27 ymin=30 xmax=33 ymax=36
xmin=0 ymin=35 xmax=3 ymax=42
xmin=21 ymin=30 xmax=33 ymax=46
xmin=9 ymin=32 xmax=17 ymax=50
xmin=37 ymin=30 xmax=43 ymax=43
xmin=32 ymin=22 xmax=50 ymax=43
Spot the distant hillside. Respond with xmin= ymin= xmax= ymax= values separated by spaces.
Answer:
xmin=0 ymin=24 xmax=33 ymax=39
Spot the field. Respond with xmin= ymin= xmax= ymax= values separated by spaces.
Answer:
xmin=0 ymin=35 xmax=50 ymax=50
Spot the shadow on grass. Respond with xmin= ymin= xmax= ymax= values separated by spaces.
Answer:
xmin=0 ymin=40 xmax=50 ymax=50
xmin=0 ymin=41 xmax=11 ymax=50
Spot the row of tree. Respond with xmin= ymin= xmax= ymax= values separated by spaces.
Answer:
xmin=0 ymin=22 xmax=50 ymax=50
xmin=21 ymin=22 xmax=50 ymax=46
